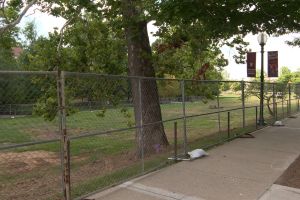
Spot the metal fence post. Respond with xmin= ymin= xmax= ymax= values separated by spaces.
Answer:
xmin=282 ymin=100 xmax=284 ymax=119
xmin=227 ymin=112 xmax=230 ymax=139
xmin=57 ymin=70 xmax=71 ymax=200
xmin=255 ymin=106 xmax=258 ymax=130
xmin=275 ymin=102 xmax=278 ymax=121
xmin=241 ymin=81 xmax=245 ymax=128
xmin=272 ymin=83 xmax=276 ymax=121
xmin=217 ymin=84 xmax=221 ymax=133
xmin=174 ymin=122 xmax=178 ymax=162
xmin=138 ymin=78 xmax=144 ymax=172
xmin=181 ymin=80 xmax=188 ymax=157
xmin=88 ymin=101 xmax=92 ymax=111
xmin=286 ymin=100 xmax=289 ymax=117
xmin=288 ymin=83 xmax=291 ymax=115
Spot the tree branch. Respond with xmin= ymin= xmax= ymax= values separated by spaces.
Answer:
xmin=0 ymin=0 xmax=37 ymax=34
xmin=51 ymin=18 xmax=73 ymax=71
xmin=57 ymin=18 xmax=72 ymax=55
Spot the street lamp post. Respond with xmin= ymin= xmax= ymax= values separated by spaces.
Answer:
xmin=257 ymin=33 xmax=268 ymax=126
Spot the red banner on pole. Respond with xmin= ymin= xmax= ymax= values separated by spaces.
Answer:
xmin=268 ymin=51 xmax=278 ymax=77
xmin=247 ymin=52 xmax=256 ymax=77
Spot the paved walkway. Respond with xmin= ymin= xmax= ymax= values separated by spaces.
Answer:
xmin=86 ymin=115 xmax=300 ymax=200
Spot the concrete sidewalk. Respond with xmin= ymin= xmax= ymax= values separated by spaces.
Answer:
xmin=86 ymin=116 xmax=300 ymax=200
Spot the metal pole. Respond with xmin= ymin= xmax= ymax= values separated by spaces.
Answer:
xmin=255 ymin=106 xmax=258 ymax=130
xmin=241 ymin=81 xmax=245 ymax=128
xmin=259 ymin=44 xmax=265 ymax=126
xmin=282 ymin=100 xmax=284 ymax=119
xmin=57 ymin=71 xmax=71 ymax=200
xmin=174 ymin=122 xmax=178 ymax=162
xmin=298 ymin=99 xmax=299 ymax=112
xmin=227 ymin=112 xmax=230 ymax=139
xmin=138 ymin=78 xmax=144 ymax=172
xmin=275 ymin=103 xmax=278 ymax=121
xmin=67 ymin=139 xmax=70 ymax=185
xmin=181 ymin=80 xmax=188 ymax=157
xmin=272 ymin=83 xmax=276 ymax=121
xmin=288 ymin=83 xmax=291 ymax=115
xmin=217 ymin=87 xmax=221 ymax=133
xmin=286 ymin=100 xmax=289 ymax=117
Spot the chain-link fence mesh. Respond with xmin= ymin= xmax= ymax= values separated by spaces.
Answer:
xmin=0 ymin=71 xmax=299 ymax=200
xmin=157 ymin=79 xmax=182 ymax=120
xmin=64 ymin=73 xmax=135 ymax=135
xmin=0 ymin=72 xmax=58 ymax=144
xmin=69 ymin=129 xmax=139 ymax=199
xmin=0 ymin=72 xmax=62 ymax=200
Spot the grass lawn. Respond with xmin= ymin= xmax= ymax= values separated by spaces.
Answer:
xmin=0 ymin=95 xmax=256 ymax=145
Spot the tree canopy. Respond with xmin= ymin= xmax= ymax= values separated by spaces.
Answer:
xmin=2 ymin=0 xmax=300 ymax=73
xmin=2 ymin=0 xmax=300 ymax=152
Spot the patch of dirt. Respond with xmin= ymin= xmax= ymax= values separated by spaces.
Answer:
xmin=0 ymin=147 xmax=172 ymax=200
xmin=25 ymin=128 xmax=60 ymax=140
xmin=71 ymin=150 xmax=139 ymax=183
xmin=275 ymin=154 xmax=300 ymax=188
xmin=26 ymin=127 xmax=88 ymax=140
xmin=0 ymin=150 xmax=89 ymax=200
xmin=0 ymin=150 xmax=63 ymax=200
xmin=70 ymin=145 xmax=174 ymax=189
xmin=0 ymin=171 xmax=62 ymax=200
xmin=0 ymin=150 xmax=60 ymax=172
xmin=68 ymin=127 xmax=87 ymax=135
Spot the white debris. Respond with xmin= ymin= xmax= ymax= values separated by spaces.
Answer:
xmin=273 ymin=121 xmax=284 ymax=126
xmin=188 ymin=149 xmax=208 ymax=159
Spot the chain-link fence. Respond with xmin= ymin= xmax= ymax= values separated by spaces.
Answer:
xmin=0 ymin=71 xmax=299 ymax=200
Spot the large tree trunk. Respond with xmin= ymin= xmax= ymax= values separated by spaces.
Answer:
xmin=121 ymin=0 xmax=169 ymax=155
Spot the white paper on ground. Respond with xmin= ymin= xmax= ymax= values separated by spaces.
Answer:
xmin=274 ymin=121 xmax=284 ymax=126
xmin=188 ymin=149 xmax=208 ymax=159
